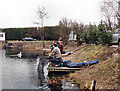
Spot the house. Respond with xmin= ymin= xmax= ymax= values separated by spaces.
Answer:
xmin=0 ymin=32 xmax=5 ymax=41
xmin=68 ymin=31 xmax=77 ymax=41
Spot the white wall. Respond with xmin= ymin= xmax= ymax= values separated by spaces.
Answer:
xmin=0 ymin=32 xmax=5 ymax=41
xmin=69 ymin=31 xmax=74 ymax=41
xmin=68 ymin=31 xmax=77 ymax=41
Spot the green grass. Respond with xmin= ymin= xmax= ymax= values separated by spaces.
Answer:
xmin=64 ymin=44 xmax=118 ymax=89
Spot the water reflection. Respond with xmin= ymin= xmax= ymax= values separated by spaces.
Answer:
xmin=3 ymin=49 xmax=50 ymax=90
xmin=36 ymin=56 xmax=50 ymax=90
xmin=2 ymin=49 xmax=42 ymax=89
xmin=37 ymin=57 xmax=48 ymax=86
xmin=5 ymin=49 xmax=39 ymax=58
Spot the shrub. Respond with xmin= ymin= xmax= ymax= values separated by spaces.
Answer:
xmin=82 ymin=23 xmax=113 ymax=46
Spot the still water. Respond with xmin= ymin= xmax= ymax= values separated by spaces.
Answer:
xmin=1 ymin=49 xmax=49 ymax=90
xmin=0 ymin=49 xmax=79 ymax=90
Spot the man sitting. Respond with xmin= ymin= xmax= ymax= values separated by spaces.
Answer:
xmin=49 ymin=44 xmax=62 ymax=66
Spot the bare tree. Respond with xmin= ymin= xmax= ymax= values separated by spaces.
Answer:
xmin=118 ymin=1 xmax=120 ymax=27
xmin=101 ymin=0 xmax=120 ymax=30
xmin=59 ymin=18 xmax=72 ymax=45
xmin=36 ymin=6 xmax=48 ymax=47
xmin=59 ymin=18 xmax=84 ymax=46
xmin=72 ymin=21 xmax=84 ymax=46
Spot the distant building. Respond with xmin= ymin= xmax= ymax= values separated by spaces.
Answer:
xmin=0 ymin=32 xmax=5 ymax=41
xmin=68 ymin=31 xmax=77 ymax=41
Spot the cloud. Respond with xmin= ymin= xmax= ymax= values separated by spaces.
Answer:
xmin=0 ymin=0 xmax=101 ymax=28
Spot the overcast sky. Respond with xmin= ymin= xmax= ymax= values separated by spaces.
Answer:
xmin=0 ymin=0 xmax=102 ymax=28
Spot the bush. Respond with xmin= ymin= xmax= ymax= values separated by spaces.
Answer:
xmin=82 ymin=23 xmax=113 ymax=46
xmin=2 ymin=26 xmax=60 ymax=41
xmin=97 ymin=30 xmax=112 ymax=46
xmin=82 ymin=24 xmax=98 ymax=44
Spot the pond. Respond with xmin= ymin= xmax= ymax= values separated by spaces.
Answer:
xmin=1 ymin=49 xmax=79 ymax=91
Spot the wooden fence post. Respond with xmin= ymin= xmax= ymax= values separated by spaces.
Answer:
xmin=90 ymin=80 xmax=96 ymax=91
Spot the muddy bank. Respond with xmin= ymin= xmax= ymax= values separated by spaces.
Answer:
xmin=7 ymin=41 xmax=52 ymax=49
xmin=6 ymin=41 xmax=53 ymax=56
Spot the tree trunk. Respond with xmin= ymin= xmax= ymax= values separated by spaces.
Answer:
xmin=63 ymin=38 xmax=68 ymax=45
xmin=42 ymin=20 xmax=45 ymax=48
xmin=108 ymin=18 xmax=112 ymax=30
xmin=118 ymin=18 xmax=120 ymax=28
xmin=77 ymin=35 xmax=80 ymax=46
xmin=76 ymin=34 xmax=82 ymax=46
xmin=90 ymin=80 xmax=96 ymax=91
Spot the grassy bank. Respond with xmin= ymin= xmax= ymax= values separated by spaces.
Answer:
xmin=68 ymin=55 xmax=118 ymax=89
xmin=5 ymin=41 xmax=119 ymax=89
xmin=63 ymin=44 xmax=117 ymax=62
xmin=63 ymin=43 xmax=118 ymax=89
